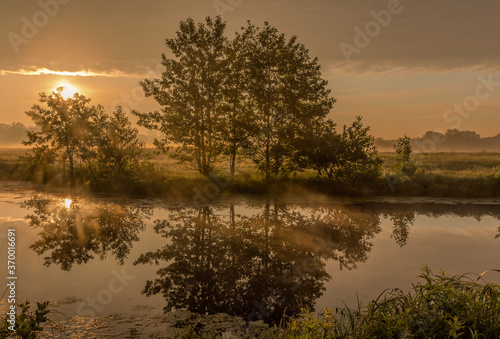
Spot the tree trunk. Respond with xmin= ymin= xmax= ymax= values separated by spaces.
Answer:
xmin=230 ymin=203 xmax=235 ymax=264
xmin=200 ymin=108 xmax=208 ymax=176
xmin=230 ymin=144 xmax=236 ymax=177
xmin=66 ymin=145 xmax=74 ymax=184
xmin=265 ymin=134 xmax=271 ymax=180
xmin=264 ymin=202 xmax=270 ymax=268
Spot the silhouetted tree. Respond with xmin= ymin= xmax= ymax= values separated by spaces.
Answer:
xmin=296 ymin=117 xmax=382 ymax=183
xmin=88 ymin=106 xmax=144 ymax=185
xmin=242 ymin=22 xmax=335 ymax=178
xmin=294 ymin=119 xmax=341 ymax=180
xmin=133 ymin=17 xmax=228 ymax=176
xmin=334 ymin=117 xmax=382 ymax=184
xmin=134 ymin=18 xmax=335 ymax=178
xmin=23 ymin=88 xmax=143 ymax=185
xmin=23 ymin=87 xmax=104 ymax=182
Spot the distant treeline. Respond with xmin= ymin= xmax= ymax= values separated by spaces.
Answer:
xmin=0 ymin=122 xmax=36 ymax=146
xmin=376 ymin=129 xmax=500 ymax=152
xmin=0 ymin=122 xmax=158 ymax=147
xmin=4 ymin=122 xmax=498 ymax=153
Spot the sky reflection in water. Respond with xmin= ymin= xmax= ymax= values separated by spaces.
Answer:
xmin=1 ymin=189 xmax=500 ymax=323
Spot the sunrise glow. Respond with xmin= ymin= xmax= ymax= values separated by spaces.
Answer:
xmin=56 ymin=83 xmax=79 ymax=100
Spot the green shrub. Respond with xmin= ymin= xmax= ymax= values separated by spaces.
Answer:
xmin=0 ymin=301 xmax=63 ymax=338
xmin=393 ymin=135 xmax=416 ymax=176
xmin=281 ymin=266 xmax=500 ymax=338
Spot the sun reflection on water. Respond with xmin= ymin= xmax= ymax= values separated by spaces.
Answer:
xmin=63 ymin=198 xmax=72 ymax=210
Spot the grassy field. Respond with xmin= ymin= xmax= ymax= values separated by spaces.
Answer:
xmin=0 ymin=148 xmax=30 ymax=180
xmin=2 ymin=148 xmax=500 ymax=198
xmin=380 ymin=152 xmax=500 ymax=177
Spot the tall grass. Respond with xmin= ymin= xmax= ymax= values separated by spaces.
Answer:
xmin=2 ymin=148 xmax=500 ymax=198
xmin=380 ymin=152 xmax=500 ymax=177
xmin=280 ymin=266 xmax=500 ymax=338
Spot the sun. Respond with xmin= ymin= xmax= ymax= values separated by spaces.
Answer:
xmin=63 ymin=198 xmax=72 ymax=210
xmin=55 ymin=83 xmax=79 ymax=100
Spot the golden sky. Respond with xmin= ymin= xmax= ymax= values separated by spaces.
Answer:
xmin=1 ymin=0 xmax=500 ymax=139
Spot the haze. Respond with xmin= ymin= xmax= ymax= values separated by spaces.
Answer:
xmin=1 ymin=0 xmax=500 ymax=139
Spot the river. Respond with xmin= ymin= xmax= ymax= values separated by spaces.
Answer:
xmin=1 ymin=181 xmax=500 ymax=335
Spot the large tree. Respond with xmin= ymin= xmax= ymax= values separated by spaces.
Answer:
xmin=133 ymin=17 xmax=228 ymax=176
xmin=134 ymin=18 xmax=335 ymax=178
xmin=23 ymin=87 xmax=103 ymax=181
xmin=23 ymin=87 xmax=143 ymax=185
xmin=242 ymin=22 xmax=335 ymax=178
xmin=220 ymin=28 xmax=254 ymax=177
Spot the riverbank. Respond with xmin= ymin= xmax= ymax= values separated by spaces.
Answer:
xmin=1 ymin=149 xmax=500 ymax=199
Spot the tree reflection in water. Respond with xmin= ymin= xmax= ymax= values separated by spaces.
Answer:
xmin=388 ymin=211 xmax=415 ymax=247
xmin=20 ymin=195 xmax=500 ymax=323
xmin=23 ymin=196 xmax=150 ymax=271
xmin=134 ymin=203 xmax=381 ymax=323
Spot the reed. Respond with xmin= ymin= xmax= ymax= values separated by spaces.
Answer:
xmin=279 ymin=266 xmax=500 ymax=338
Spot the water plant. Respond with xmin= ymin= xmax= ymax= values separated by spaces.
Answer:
xmin=280 ymin=266 xmax=500 ymax=338
xmin=0 ymin=300 xmax=64 ymax=338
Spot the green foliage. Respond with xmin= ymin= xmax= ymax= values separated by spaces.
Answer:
xmin=134 ymin=16 xmax=228 ymax=176
xmin=280 ymin=266 xmax=500 ymax=338
xmin=134 ymin=17 xmax=335 ymax=178
xmin=23 ymin=88 xmax=143 ymax=187
xmin=335 ymin=117 xmax=382 ymax=185
xmin=85 ymin=106 xmax=144 ymax=189
xmin=293 ymin=119 xmax=341 ymax=180
xmin=296 ymin=117 xmax=382 ymax=185
xmin=393 ymin=135 xmax=417 ymax=176
xmin=0 ymin=301 xmax=63 ymax=338
xmin=281 ymin=306 xmax=358 ymax=338
xmin=240 ymin=21 xmax=335 ymax=178
xmin=22 ymin=87 xmax=103 ymax=182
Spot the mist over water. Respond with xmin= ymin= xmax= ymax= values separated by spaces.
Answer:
xmin=1 ymin=182 xmax=500 ymax=324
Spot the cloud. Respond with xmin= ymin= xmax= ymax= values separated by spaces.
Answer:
xmin=0 ymin=217 xmax=25 ymax=223
xmin=1 ymin=0 xmax=499 ymax=77
xmin=0 ymin=67 xmax=142 ymax=78
xmin=325 ymin=1 xmax=500 ymax=74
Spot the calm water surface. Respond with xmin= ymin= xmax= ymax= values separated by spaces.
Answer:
xmin=1 ymin=182 xmax=500 ymax=323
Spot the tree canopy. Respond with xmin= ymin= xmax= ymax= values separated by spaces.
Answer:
xmin=134 ymin=17 xmax=228 ymax=176
xmin=23 ymin=87 xmax=143 ymax=185
xmin=21 ymin=18 xmax=384 ymax=190
xmin=134 ymin=17 xmax=346 ymax=179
